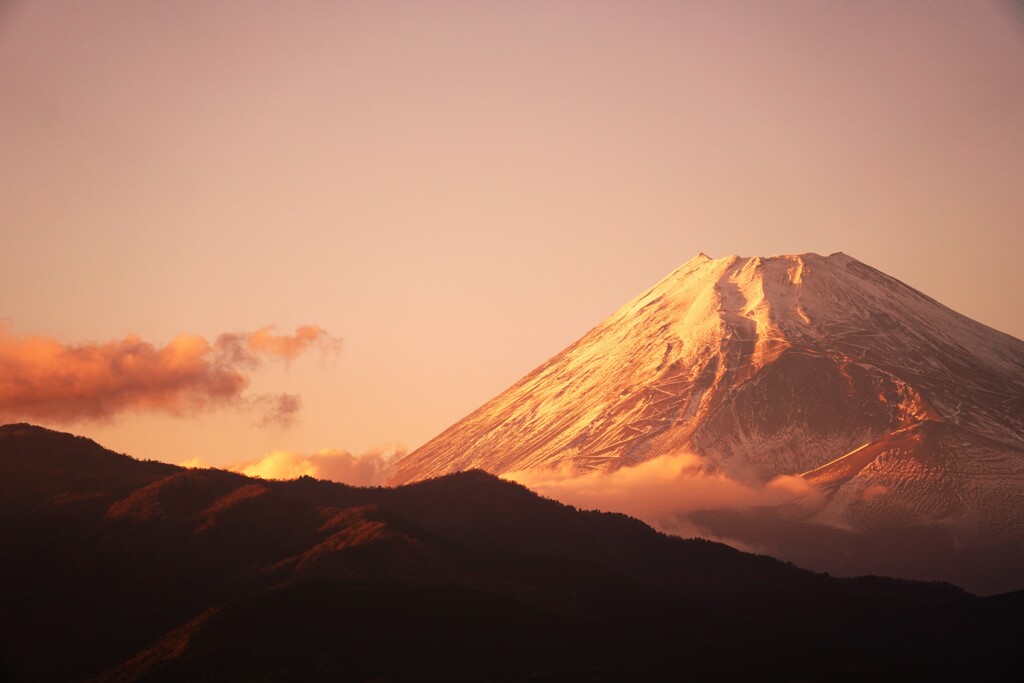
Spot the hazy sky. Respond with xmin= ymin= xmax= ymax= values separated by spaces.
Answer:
xmin=2 ymin=1 xmax=1022 ymax=466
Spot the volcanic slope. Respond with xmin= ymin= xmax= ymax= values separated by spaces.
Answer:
xmin=389 ymin=253 xmax=1024 ymax=587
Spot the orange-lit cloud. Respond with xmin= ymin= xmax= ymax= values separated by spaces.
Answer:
xmin=185 ymin=445 xmax=405 ymax=487
xmin=245 ymin=325 xmax=340 ymax=360
xmin=215 ymin=325 xmax=342 ymax=366
xmin=0 ymin=325 xmax=339 ymax=425
xmin=504 ymin=452 xmax=817 ymax=535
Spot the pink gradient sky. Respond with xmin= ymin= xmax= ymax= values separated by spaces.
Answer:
xmin=1 ymin=1 xmax=1022 ymax=466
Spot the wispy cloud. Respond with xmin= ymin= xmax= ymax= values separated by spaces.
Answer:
xmin=250 ymin=393 xmax=303 ymax=429
xmin=0 ymin=324 xmax=340 ymax=424
xmin=216 ymin=325 xmax=342 ymax=363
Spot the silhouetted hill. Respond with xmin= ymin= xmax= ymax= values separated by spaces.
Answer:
xmin=1 ymin=424 xmax=1020 ymax=681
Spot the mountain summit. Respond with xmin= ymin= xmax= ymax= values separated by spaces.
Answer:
xmin=390 ymin=252 xmax=1024 ymax=591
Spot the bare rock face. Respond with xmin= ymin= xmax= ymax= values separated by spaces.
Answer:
xmin=389 ymin=253 xmax=1024 ymax=584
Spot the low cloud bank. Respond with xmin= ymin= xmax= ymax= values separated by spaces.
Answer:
xmin=185 ymin=445 xmax=405 ymax=487
xmin=502 ymin=453 xmax=1024 ymax=595
xmin=504 ymin=452 xmax=817 ymax=534
xmin=0 ymin=324 xmax=340 ymax=425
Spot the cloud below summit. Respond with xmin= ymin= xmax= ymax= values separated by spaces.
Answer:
xmin=504 ymin=452 xmax=817 ymax=535
xmin=0 ymin=324 xmax=340 ymax=425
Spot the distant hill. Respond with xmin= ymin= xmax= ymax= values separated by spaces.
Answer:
xmin=1 ymin=423 xmax=1021 ymax=681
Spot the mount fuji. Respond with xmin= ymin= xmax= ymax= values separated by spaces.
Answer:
xmin=390 ymin=253 xmax=1024 ymax=592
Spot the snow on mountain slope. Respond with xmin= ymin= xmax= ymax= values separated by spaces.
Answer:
xmin=392 ymin=252 xmax=1022 ymax=474
xmin=387 ymin=253 xmax=1024 ymax=589
xmin=382 ymin=250 xmax=1024 ymax=589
